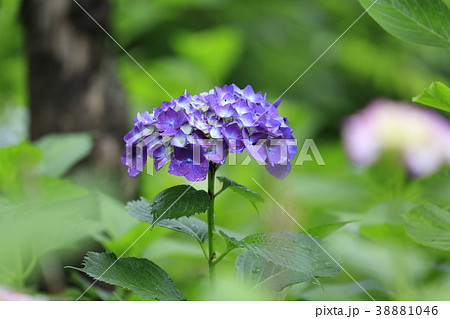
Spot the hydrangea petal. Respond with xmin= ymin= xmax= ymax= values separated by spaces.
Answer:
xmin=265 ymin=161 xmax=291 ymax=180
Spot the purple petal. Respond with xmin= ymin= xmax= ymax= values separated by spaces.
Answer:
xmin=122 ymin=143 xmax=148 ymax=177
xmin=210 ymin=126 xmax=223 ymax=138
xmin=272 ymin=99 xmax=282 ymax=108
xmin=185 ymin=158 xmax=209 ymax=181
xmin=155 ymin=108 xmax=186 ymax=133
xmin=204 ymin=140 xmax=226 ymax=164
xmin=233 ymin=100 xmax=250 ymax=116
xmin=223 ymin=123 xmax=244 ymax=153
xmin=155 ymin=154 xmax=170 ymax=171
xmin=180 ymin=123 xmax=193 ymax=135
xmin=222 ymin=123 xmax=241 ymax=139
xmin=242 ymin=130 xmax=267 ymax=162
xmin=170 ymin=130 xmax=187 ymax=147
xmin=265 ymin=161 xmax=291 ymax=180
xmin=215 ymin=103 xmax=238 ymax=118
xmin=265 ymin=139 xmax=297 ymax=165
xmin=237 ymin=113 xmax=257 ymax=127
xmin=168 ymin=148 xmax=189 ymax=176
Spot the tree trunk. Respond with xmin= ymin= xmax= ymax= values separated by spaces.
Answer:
xmin=21 ymin=0 xmax=134 ymax=197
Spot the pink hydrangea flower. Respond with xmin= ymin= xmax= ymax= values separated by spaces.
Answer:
xmin=0 ymin=286 xmax=46 ymax=301
xmin=342 ymin=99 xmax=450 ymax=176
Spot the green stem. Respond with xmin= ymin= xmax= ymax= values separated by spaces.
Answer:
xmin=199 ymin=241 xmax=208 ymax=261
xmin=207 ymin=164 xmax=217 ymax=289
xmin=214 ymin=187 xmax=225 ymax=198
xmin=212 ymin=247 xmax=233 ymax=265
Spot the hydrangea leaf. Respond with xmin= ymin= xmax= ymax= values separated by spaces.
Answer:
xmin=221 ymin=231 xmax=340 ymax=277
xmin=216 ymin=176 xmax=263 ymax=212
xmin=403 ymin=204 xmax=450 ymax=250
xmin=359 ymin=0 xmax=450 ymax=48
xmin=236 ymin=251 xmax=314 ymax=291
xmin=68 ymin=252 xmax=187 ymax=300
xmin=412 ymin=82 xmax=450 ymax=113
xmin=126 ymin=185 xmax=210 ymax=223
xmin=218 ymin=230 xmax=242 ymax=249
xmin=36 ymin=133 xmax=93 ymax=177
xmin=158 ymin=217 xmax=208 ymax=243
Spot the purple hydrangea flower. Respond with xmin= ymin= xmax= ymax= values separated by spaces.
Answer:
xmin=122 ymin=84 xmax=297 ymax=181
xmin=342 ymin=99 xmax=450 ymax=177
xmin=168 ymin=145 xmax=209 ymax=181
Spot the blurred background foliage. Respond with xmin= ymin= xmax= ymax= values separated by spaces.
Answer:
xmin=0 ymin=0 xmax=449 ymax=300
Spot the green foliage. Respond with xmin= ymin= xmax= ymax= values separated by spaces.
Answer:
xmin=36 ymin=133 xmax=93 ymax=178
xmin=0 ymin=0 xmax=26 ymax=105
xmin=2 ymin=0 xmax=450 ymax=301
xmin=413 ymin=81 xmax=450 ymax=112
xmin=97 ymin=192 xmax=138 ymax=241
xmin=236 ymin=251 xmax=315 ymax=291
xmin=172 ymin=26 xmax=243 ymax=83
xmin=218 ymin=230 xmax=340 ymax=291
xmin=216 ymin=176 xmax=263 ymax=211
xmin=328 ymin=230 xmax=431 ymax=300
xmin=126 ymin=185 xmax=210 ymax=223
xmin=307 ymin=221 xmax=351 ymax=238
xmin=0 ymin=141 xmax=128 ymax=288
xmin=403 ymin=204 xmax=450 ymax=250
xmin=221 ymin=231 xmax=339 ymax=278
xmin=218 ymin=230 xmax=242 ymax=250
xmin=118 ymin=210 xmax=209 ymax=245
xmin=359 ymin=0 xmax=450 ymax=48
xmin=360 ymin=224 xmax=410 ymax=244
xmin=290 ymin=280 xmax=381 ymax=301
xmin=0 ymin=141 xmax=41 ymax=200
xmin=68 ymin=252 xmax=187 ymax=301
xmin=157 ymin=217 xmax=209 ymax=243
xmin=103 ymin=223 xmax=155 ymax=258
xmin=0 ymin=178 xmax=104 ymax=287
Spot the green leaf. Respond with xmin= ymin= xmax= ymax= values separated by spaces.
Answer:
xmin=360 ymin=224 xmax=410 ymax=244
xmin=358 ymin=0 xmax=450 ymax=48
xmin=222 ymin=231 xmax=340 ymax=277
xmin=403 ymin=204 xmax=450 ymax=250
xmin=307 ymin=221 xmax=350 ymax=238
xmin=413 ymin=81 xmax=450 ymax=112
xmin=126 ymin=185 xmax=210 ymax=223
xmin=36 ymin=133 xmax=93 ymax=177
xmin=217 ymin=176 xmax=263 ymax=211
xmin=236 ymin=251 xmax=313 ymax=291
xmin=68 ymin=251 xmax=187 ymax=301
xmin=0 ymin=179 xmax=104 ymax=286
xmin=218 ymin=230 xmax=243 ymax=249
xmin=97 ymin=191 xmax=138 ymax=241
xmin=0 ymin=141 xmax=41 ymax=198
xmin=103 ymin=222 xmax=155 ymax=258
xmin=157 ymin=217 xmax=209 ymax=243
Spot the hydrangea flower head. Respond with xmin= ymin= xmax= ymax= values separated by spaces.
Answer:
xmin=122 ymin=84 xmax=297 ymax=181
xmin=343 ymin=99 xmax=450 ymax=176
